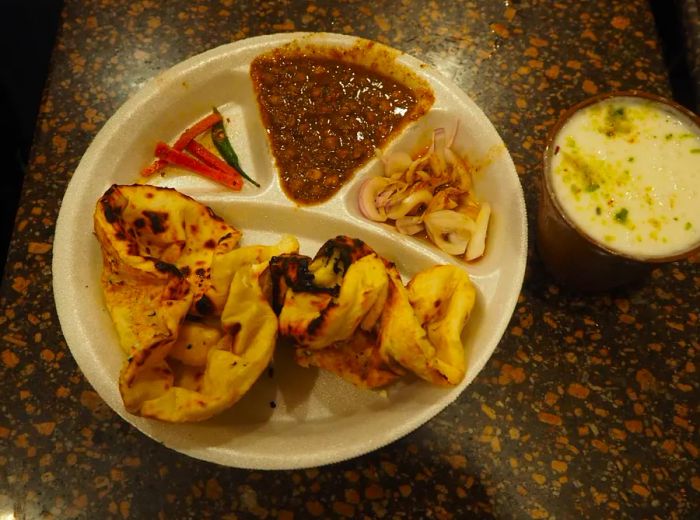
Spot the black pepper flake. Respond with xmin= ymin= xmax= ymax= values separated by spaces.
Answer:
xmin=554 ymin=145 xmax=560 ymax=155
xmin=268 ymin=365 xmax=275 ymax=378
xmin=269 ymin=401 xmax=277 ymax=409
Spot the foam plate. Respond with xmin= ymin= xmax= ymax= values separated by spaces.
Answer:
xmin=53 ymin=33 xmax=527 ymax=469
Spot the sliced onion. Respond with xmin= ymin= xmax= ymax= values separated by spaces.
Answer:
xmin=375 ymin=180 xmax=407 ymax=209
xmin=425 ymin=188 xmax=460 ymax=214
xmin=395 ymin=216 xmax=424 ymax=235
xmin=415 ymin=170 xmax=431 ymax=182
xmin=465 ymin=202 xmax=491 ymax=260
xmin=444 ymin=147 xmax=472 ymax=191
xmin=424 ymin=210 xmax=476 ymax=256
xmin=447 ymin=120 xmax=460 ymax=148
xmin=382 ymin=151 xmax=413 ymax=178
xmin=386 ymin=189 xmax=433 ymax=219
xmin=358 ymin=177 xmax=393 ymax=222
xmin=428 ymin=128 xmax=447 ymax=178
xmin=405 ymin=154 xmax=430 ymax=184
xmin=366 ymin=122 xmax=491 ymax=260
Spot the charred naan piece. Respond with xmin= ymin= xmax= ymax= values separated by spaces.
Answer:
xmin=168 ymin=320 xmax=223 ymax=367
xmin=118 ymin=235 xmax=297 ymax=422
xmin=379 ymin=265 xmax=474 ymax=386
xmin=407 ymin=265 xmax=475 ymax=383
xmin=295 ymin=329 xmax=400 ymax=389
xmin=95 ymin=184 xmax=241 ymax=416
xmin=275 ymin=236 xmax=389 ymax=350
xmin=137 ymin=261 xmax=279 ymax=422
xmin=95 ymin=184 xmax=241 ymax=319
xmin=273 ymin=237 xmax=475 ymax=388
xmin=95 ymin=180 xmax=478 ymax=419
xmin=111 ymin=237 xmax=298 ymax=422
xmin=205 ymin=234 xmax=299 ymax=314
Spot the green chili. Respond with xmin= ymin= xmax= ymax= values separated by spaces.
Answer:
xmin=211 ymin=108 xmax=260 ymax=187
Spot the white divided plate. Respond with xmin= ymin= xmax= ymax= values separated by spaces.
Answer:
xmin=53 ymin=32 xmax=527 ymax=469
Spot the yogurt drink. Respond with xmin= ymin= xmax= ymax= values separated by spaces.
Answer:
xmin=548 ymin=96 xmax=700 ymax=260
xmin=538 ymin=93 xmax=700 ymax=291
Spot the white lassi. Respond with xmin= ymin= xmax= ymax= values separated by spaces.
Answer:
xmin=549 ymin=96 xmax=700 ymax=259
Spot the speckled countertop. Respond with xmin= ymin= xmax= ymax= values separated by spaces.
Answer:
xmin=1 ymin=1 xmax=698 ymax=518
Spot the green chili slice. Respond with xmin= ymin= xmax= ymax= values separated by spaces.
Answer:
xmin=211 ymin=108 xmax=260 ymax=187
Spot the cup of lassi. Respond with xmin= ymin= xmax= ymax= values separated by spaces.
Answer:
xmin=537 ymin=92 xmax=700 ymax=292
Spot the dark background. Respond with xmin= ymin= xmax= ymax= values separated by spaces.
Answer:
xmin=0 ymin=0 xmax=697 ymax=278
xmin=1 ymin=0 xmax=63 ymax=277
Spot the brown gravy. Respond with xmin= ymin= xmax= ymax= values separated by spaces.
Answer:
xmin=250 ymin=47 xmax=432 ymax=204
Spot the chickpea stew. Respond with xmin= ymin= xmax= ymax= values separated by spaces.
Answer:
xmin=250 ymin=42 xmax=434 ymax=204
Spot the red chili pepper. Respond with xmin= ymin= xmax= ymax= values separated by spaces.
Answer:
xmin=172 ymin=112 xmax=222 ymax=150
xmin=185 ymin=140 xmax=244 ymax=186
xmin=154 ymin=142 xmax=242 ymax=190
xmin=141 ymin=112 xmax=223 ymax=177
xmin=140 ymin=158 xmax=167 ymax=177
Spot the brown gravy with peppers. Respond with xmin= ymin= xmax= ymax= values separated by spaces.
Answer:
xmin=250 ymin=47 xmax=433 ymax=204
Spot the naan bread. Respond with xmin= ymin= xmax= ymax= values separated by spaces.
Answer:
xmin=270 ymin=236 xmax=475 ymax=388
xmin=379 ymin=265 xmax=475 ymax=386
xmin=276 ymin=236 xmax=389 ymax=350
xmin=295 ymin=329 xmax=400 ymax=389
xmin=94 ymin=184 xmax=477 ymax=419
xmin=95 ymin=184 xmax=291 ymax=421
xmin=137 ymin=261 xmax=281 ymax=422
xmin=95 ymin=184 xmax=241 ymax=321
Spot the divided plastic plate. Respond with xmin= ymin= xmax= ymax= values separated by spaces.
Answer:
xmin=53 ymin=33 xmax=527 ymax=469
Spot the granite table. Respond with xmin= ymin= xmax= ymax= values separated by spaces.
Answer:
xmin=1 ymin=1 xmax=698 ymax=518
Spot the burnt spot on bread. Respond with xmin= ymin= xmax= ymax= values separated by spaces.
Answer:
xmin=194 ymin=295 xmax=214 ymax=315
xmin=205 ymin=206 xmax=224 ymax=222
xmin=268 ymin=253 xmax=338 ymax=314
xmin=218 ymin=232 xmax=233 ymax=244
xmin=102 ymin=201 xmax=122 ymax=224
xmin=312 ymin=236 xmax=375 ymax=278
xmin=204 ymin=239 xmax=216 ymax=249
xmin=154 ymin=261 xmax=182 ymax=277
xmin=307 ymin=301 xmax=338 ymax=336
xmin=134 ymin=218 xmax=146 ymax=229
xmin=143 ymin=210 xmax=168 ymax=234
